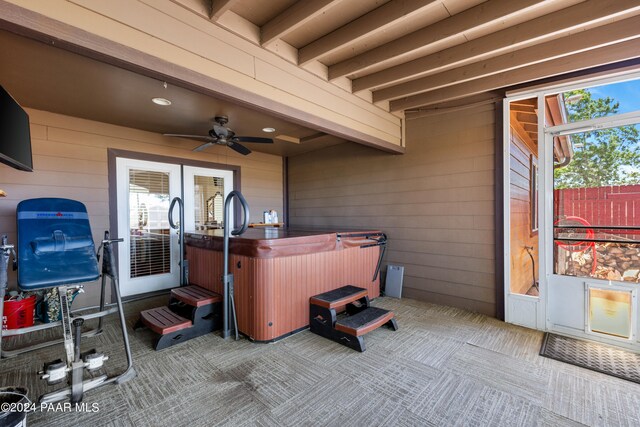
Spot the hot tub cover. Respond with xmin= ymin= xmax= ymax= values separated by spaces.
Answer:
xmin=184 ymin=228 xmax=382 ymax=259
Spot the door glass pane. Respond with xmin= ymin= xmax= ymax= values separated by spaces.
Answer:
xmin=129 ymin=169 xmax=172 ymax=278
xmin=562 ymin=80 xmax=640 ymax=123
xmin=553 ymin=123 xmax=640 ymax=281
xmin=193 ymin=175 xmax=224 ymax=230
xmin=509 ymin=97 xmax=539 ymax=296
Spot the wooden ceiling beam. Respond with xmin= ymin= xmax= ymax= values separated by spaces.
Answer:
xmin=297 ymin=0 xmax=438 ymax=66
xmin=510 ymin=99 xmax=536 ymax=107
xmin=389 ymin=36 xmax=640 ymax=111
xmin=509 ymin=102 xmax=538 ymax=115
xmin=261 ymin=0 xmax=340 ymax=46
xmin=515 ymin=112 xmax=538 ymax=125
xmin=375 ymin=15 xmax=640 ymax=102
xmin=510 ymin=107 xmax=537 ymax=115
xmin=352 ymin=0 xmax=640 ymax=91
xmin=328 ymin=0 xmax=546 ymax=79
xmin=510 ymin=112 xmax=537 ymax=152
xmin=209 ymin=0 xmax=237 ymax=21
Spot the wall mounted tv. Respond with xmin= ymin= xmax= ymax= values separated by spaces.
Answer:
xmin=0 ymin=84 xmax=32 ymax=172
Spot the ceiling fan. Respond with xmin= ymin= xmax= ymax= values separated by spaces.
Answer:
xmin=163 ymin=115 xmax=273 ymax=155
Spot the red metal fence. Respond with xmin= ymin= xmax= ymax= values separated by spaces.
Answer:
xmin=554 ymin=185 xmax=640 ymax=227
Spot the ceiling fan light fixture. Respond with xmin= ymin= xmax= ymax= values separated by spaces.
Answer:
xmin=262 ymin=127 xmax=276 ymax=133
xmin=152 ymin=97 xmax=172 ymax=106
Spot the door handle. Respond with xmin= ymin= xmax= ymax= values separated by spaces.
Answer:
xmin=168 ymin=197 xmax=183 ymax=230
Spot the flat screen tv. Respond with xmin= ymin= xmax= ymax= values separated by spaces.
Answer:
xmin=0 ymin=84 xmax=32 ymax=171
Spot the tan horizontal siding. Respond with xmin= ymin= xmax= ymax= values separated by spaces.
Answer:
xmin=290 ymin=148 xmax=494 ymax=186
xmin=386 ymin=250 xmax=495 ymax=275
xmin=292 ymin=201 xmax=495 ymax=218
xmin=289 ymin=103 xmax=496 ymax=316
xmin=404 ymin=285 xmax=495 ymax=315
xmin=0 ymin=108 xmax=283 ymax=307
xmin=384 ymin=239 xmax=495 ymax=260
xmin=292 ymin=170 xmax=494 ymax=198
xmin=509 ymin=131 xmax=538 ymax=295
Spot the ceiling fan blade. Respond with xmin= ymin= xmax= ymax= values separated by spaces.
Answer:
xmin=228 ymin=141 xmax=251 ymax=155
xmin=164 ymin=134 xmax=214 ymax=142
xmin=235 ymin=136 xmax=274 ymax=144
xmin=193 ymin=142 xmax=215 ymax=152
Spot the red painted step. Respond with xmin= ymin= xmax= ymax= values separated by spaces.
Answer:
xmin=335 ymin=307 xmax=395 ymax=337
xmin=309 ymin=285 xmax=368 ymax=309
xmin=171 ymin=285 xmax=222 ymax=307
xmin=139 ymin=306 xmax=192 ymax=335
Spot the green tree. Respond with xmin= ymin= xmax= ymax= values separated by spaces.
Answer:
xmin=554 ymin=89 xmax=640 ymax=189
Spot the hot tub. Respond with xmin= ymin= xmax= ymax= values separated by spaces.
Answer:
xmin=184 ymin=228 xmax=384 ymax=342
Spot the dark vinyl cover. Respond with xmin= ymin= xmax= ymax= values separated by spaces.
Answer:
xmin=17 ymin=198 xmax=100 ymax=290
xmin=184 ymin=229 xmax=383 ymax=258
xmin=185 ymin=229 xmax=337 ymax=258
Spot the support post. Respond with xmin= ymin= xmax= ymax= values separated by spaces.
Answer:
xmin=0 ymin=236 xmax=15 ymax=356
xmin=222 ymin=190 xmax=249 ymax=340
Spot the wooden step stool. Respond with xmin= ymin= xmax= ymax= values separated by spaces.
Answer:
xmin=309 ymin=285 xmax=398 ymax=352
xmin=135 ymin=285 xmax=222 ymax=350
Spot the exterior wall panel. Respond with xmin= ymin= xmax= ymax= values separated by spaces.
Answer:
xmin=288 ymin=103 xmax=497 ymax=316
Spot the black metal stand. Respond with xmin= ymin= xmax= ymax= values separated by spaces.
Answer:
xmin=38 ymin=231 xmax=136 ymax=404
xmin=0 ymin=236 xmax=16 ymax=357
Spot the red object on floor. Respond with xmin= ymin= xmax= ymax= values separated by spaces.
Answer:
xmin=139 ymin=306 xmax=192 ymax=335
xmin=3 ymin=295 xmax=36 ymax=330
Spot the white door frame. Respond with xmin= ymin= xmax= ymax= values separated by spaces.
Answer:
xmin=543 ymin=112 xmax=640 ymax=350
xmin=116 ymin=157 xmax=182 ymax=297
xmin=503 ymin=69 xmax=640 ymax=350
xmin=502 ymin=94 xmax=547 ymax=330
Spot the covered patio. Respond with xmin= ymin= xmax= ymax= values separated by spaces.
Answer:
xmin=2 ymin=1 xmax=640 ymax=426
xmin=4 ymin=295 xmax=639 ymax=426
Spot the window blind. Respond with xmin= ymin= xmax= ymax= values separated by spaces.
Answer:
xmin=128 ymin=169 xmax=171 ymax=278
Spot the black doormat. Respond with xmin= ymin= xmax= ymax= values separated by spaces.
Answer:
xmin=540 ymin=333 xmax=640 ymax=384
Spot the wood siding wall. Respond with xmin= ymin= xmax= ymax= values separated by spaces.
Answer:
xmin=288 ymin=103 xmax=496 ymax=316
xmin=0 ymin=108 xmax=283 ymax=306
xmin=509 ymin=131 xmax=539 ymax=295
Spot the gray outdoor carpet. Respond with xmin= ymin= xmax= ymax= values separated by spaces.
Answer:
xmin=3 ymin=296 xmax=640 ymax=426
xmin=540 ymin=332 xmax=640 ymax=384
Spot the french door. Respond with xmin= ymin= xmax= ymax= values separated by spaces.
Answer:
xmin=116 ymin=158 xmax=233 ymax=297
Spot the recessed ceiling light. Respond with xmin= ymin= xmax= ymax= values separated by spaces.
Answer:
xmin=152 ymin=97 xmax=172 ymax=106
xmin=262 ymin=127 xmax=276 ymax=133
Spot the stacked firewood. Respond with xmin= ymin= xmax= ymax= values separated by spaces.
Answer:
xmin=562 ymin=243 xmax=640 ymax=282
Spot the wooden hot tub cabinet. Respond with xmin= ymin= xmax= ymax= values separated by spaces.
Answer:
xmin=184 ymin=229 xmax=383 ymax=342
